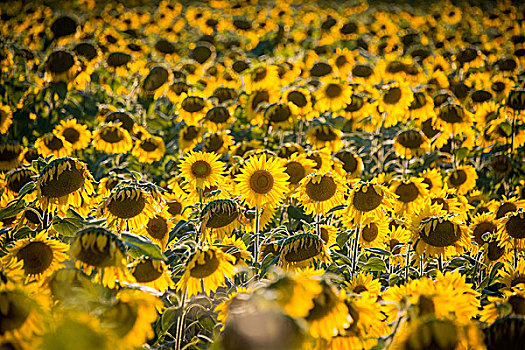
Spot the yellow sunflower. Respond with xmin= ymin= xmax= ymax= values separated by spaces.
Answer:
xmin=490 ymin=196 xmax=525 ymax=219
xmin=36 ymin=157 xmax=95 ymax=213
xmin=102 ymin=289 xmax=162 ymax=349
xmin=480 ymin=284 xmax=525 ymax=324
xmin=92 ymin=122 xmax=133 ymax=154
xmin=346 ymin=180 xmax=397 ymax=221
xmin=201 ymin=199 xmax=242 ymax=241
xmin=279 ymin=232 xmax=331 ymax=270
xmin=284 ymin=87 xmax=313 ymax=117
xmin=314 ymin=80 xmax=352 ymax=112
xmin=176 ymin=246 xmax=236 ymax=297
xmin=393 ymin=129 xmax=430 ymax=159
xmin=282 ymin=152 xmax=316 ymax=191
xmin=177 ymin=91 xmax=211 ymax=126
xmin=0 ymin=103 xmax=13 ymax=134
xmin=0 ymin=143 xmax=23 ymax=171
xmin=53 ymin=119 xmax=92 ymax=151
xmin=138 ymin=211 xmax=174 ymax=251
xmin=433 ymin=102 xmax=473 ymax=136
xmin=4 ymin=167 xmax=37 ymax=199
xmin=294 ymin=172 xmax=346 ymax=216
xmin=217 ymin=235 xmax=252 ymax=267
xmin=129 ymin=257 xmax=174 ymax=292
xmin=496 ymin=209 xmax=525 ymax=252
xmin=445 ymin=165 xmax=478 ymax=195
xmin=4 ymin=231 xmax=68 ymax=283
xmin=179 ymin=151 xmax=225 ymax=191
xmin=375 ymin=81 xmax=414 ymax=127
xmin=333 ymin=149 xmax=363 ymax=179
xmin=346 ymin=272 xmax=381 ymax=297
xmin=420 ymin=168 xmax=444 ymax=195
xmin=98 ymin=185 xmax=161 ymax=231
xmin=235 ymin=153 xmax=289 ymax=208
xmin=34 ymin=133 xmax=73 ymax=158
xmin=390 ymin=177 xmax=430 ymax=214
xmin=357 ymin=210 xmax=389 ymax=249
xmin=306 ymin=124 xmax=343 ymax=151
xmin=70 ymin=226 xmax=134 ymax=289
xmin=178 ymin=124 xmax=202 ymax=151
xmin=202 ymin=131 xmax=234 ymax=154
xmin=131 ymin=134 xmax=166 ymax=163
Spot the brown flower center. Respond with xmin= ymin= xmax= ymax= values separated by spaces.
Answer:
xmin=352 ymin=64 xmax=373 ymax=78
xmin=314 ymin=126 xmax=338 ymax=141
xmin=190 ymin=251 xmax=220 ymax=278
xmin=383 ymin=87 xmax=402 ymax=104
xmin=326 ymin=83 xmax=343 ymax=98
xmin=305 ymin=176 xmax=337 ymax=202
xmin=353 ymin=186 xmax=383 ymax=212
xmin=132 ymin=259 xmax=163 ymax=283
xmin=181 ymin=96 xmax=205 ymax=113
xmin=249 ymin=170 xmax=274 ymax=194
xmin=487 ymin=241 xmax=505 ymax=261
xmin=204 ymin=134 xmax=224 ymax=153
xmin=287 ymin=91 xmax=307 ymax=107
xmin=420 ymin=219 xmax=461 ymax=247
xmin=191 ymin=160 xmax=212 ymax=178
xmin=16 ymin=241 xmax=54 ymax=275
xmin=107 ymin=192 xmax=146 ymax=219
xmin=146 ymin=216 xmax=168 ymax=240
xmin=0 ymin=291 xmax=31 ymax=333
xmin=140 ymin=139 xmax=158 ymax=152
xmin=438 ymin=104 xmax=465 ymax=123
xmin=206 ymin=106 xmax=230 ymax=123
xmin=397 ymin=130 xmax=425 ymax=149
xmin=395 ymin=182 xmax=420 ymax=203
xmin=505 ymin=215 xmax=525 ymax=239
xmin=167 ymin=200 xmax=183 ymax=217
xmin=7 ymin=169 xmax=36 ymax=193
xmin=100 ymin=127 xmax=124 ymax=143
xmin=62 ymin=127 xmax=80 ymax=144
xmin=496 ymin=202 xmax=517 ymax=219
xmin=362 ymin=223 xmax=379 ymax=242
xmin=448 ymin=169 xmax=467 ymax=188
xmin=285 ymin=161 xmax=306 ymax=185
xmin=45 ymin=135 xmax=65 ymax=151
xmin=40 ymin=163 xmax=84 ymax=198
xmin=472 ymin=221 xmax=496 ymax=246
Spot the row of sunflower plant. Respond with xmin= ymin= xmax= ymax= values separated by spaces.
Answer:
xmin=1 ymin=0 xmax=525 ymax=349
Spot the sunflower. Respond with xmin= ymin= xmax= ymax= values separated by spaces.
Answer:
xmin=53 ymin=119 xmax=92 ymax=151
xmin=496 ymin=209 xmax=525 ymax=252
xmin=98 ymin=185 xmax=161 ymax=231
xmin=4 ymin=231 xmax=69 ymax=283
xmin=306 ymin=281 xmax=352 ymax=339
xmin=201 ymin=199 xmax=242 ymax=241
xmin=490 ymin=196 xmax=525 ymax=219
xmin=235 ymin=154 xmax=289 ymax=208
xmin=390 ymin=177 xmax=430 ymax=214
xmin=393 ymin=129 xmax=430 ymax=159
xmin=410 ymin=202 xmax=471 ymax=258
xmin=375 ymin=81 xmax=414 ymax=127
xmin=34 ymin=133 xmax=73 ymax=158
xmin=102 ymin=289 xmax=162 ymax=349
xmin=70 ymin=226 xmax=134 ymax=289
xmin=131 ymin=134 xmax=165 ymax=163
xmin=0 ymin=103 xmax=13 ymax=134
xmin=177 ymin=92 xmax=210 ymax=126
xmin=267 ymin=268 xmax=324 ymax=318
xmin=279 ymin=232 xmax=331 ymax=270
xmin=388 ymin=218 xmax=411 ymax=266
xmin=217 ymin=235 xmax=252 ymax=267
xmin=445 ymin=165 xmax=478 ymax=195
xmin=281 ymin=152 xmax=316 ymax=192
xmin=129 ymin=257 xmax=174 ymax=292
xmin=346 ymin=181 xmax=397 ymax=221
xmin=333 ymin=149 xmax=363 ymax=179
xmin=346 ymin=272 xmax=381 ymax=297
xmin=246 ymin=64 xmax=279 ymax=90
xmin=357 ymin=210 xmax=389 ymax=249
xmin=4 ymin=167 xmax=37 ymax=198
xmin=179 ymin=151 xmax=225 ymax=191
xmin=470 ymin=212 xmax=498 ymax=248
xmin=176 ymin=246 xmax=236 ymax=297
xmin=420 ymin=168 xmax=444 ymax=195
xmin=307 ymin=124 xmax=343 ymax=152
xmin=138 ymin=211 xmax=174 ymax=251
xmin=319 ymin=224 xmax=338 ymax=248
xmin=264 ymin=102 xmax=294 ymax=128
xmin=284 ymin=87 xmax=313 ymax=117
xmin=433 ymin=102 xmax=473 ymax=136
xmin=294 ymin=172 xmax=346 ymax=216
xmin=429 ymin=186 xmax=469 ymax=220
xmin=178 ymin=124 xmax=202 ymax=151
xmin=202 ymin=131 xmax=234 ymax=155
xmin=92 ymin=122 xmax=133 ymax=154
xmin=241 ymin=202 xmax=277 ymax=234
xmin=36 ymin=157 xmax=95 ymax=213
xmin=314 ymin=80 xmax=351 ymax=112
xmin=0 ymin=143 xmax=23 ymax=171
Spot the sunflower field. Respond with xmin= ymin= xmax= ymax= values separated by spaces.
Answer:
xmin=1 ymin=0 xmax=525 ymax=349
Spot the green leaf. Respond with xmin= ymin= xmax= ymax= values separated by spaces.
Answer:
xmin=14 ymin=226 xmax=35 ymax=240
xmin=0 ymin=199 xmax=26 ymax=221
xmin=455 ymin=147 xmax=469 ymax=162
xmin=120 ymin=232 xmax=165 ymax=261
xmin=51 ymin=208 xmax=85 ymax=237
xmin=489 ymin=261 xmax=504 ymax=284
xmin=161 ymin=306 xmax=182 ymax=333
xmin=364 ymin=247 xmax=392 ymax=257
xmin=361 ymin=256 xmax=387 ymax=272
xmin=389 ymin=273 xmax=399 ymax=286
xmin=17 ymin=181 xmax=36 ymax=198
xmin=336 ymin=231 xmax=351 ymax=248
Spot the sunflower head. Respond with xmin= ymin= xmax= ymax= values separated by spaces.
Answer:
xmin=279 ymin=232 xmax=330 ymax=270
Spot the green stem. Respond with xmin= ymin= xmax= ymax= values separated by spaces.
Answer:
xmin=352 ymin=219 xmax=362 ymax=275
xmin=254 ymin=205 xmax=260 ymax=266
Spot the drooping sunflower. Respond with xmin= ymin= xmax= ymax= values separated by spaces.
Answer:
xmin=176 ymin=246 xmax=236 ymax=297
xmin=0 ymin=142 xmax=23 ymax=171
xmin=410 ymin=202 xmax=471 ymax=258
xmin=98 ymin=185 xmax=161 ymax=231
xmin=490 ymin=196 xmax=525 ymax=219
xmin=179 ymin=151 xmax=225 ymax=191
xmin=138 ymin=211 xmax=174 ymax=251
xmin=333 ymin=149 xmax=363 ymax=179
xmin=201 ymin=199 xmax=242 ymax=241
xmin=390 ymin=177 xmax=430 ymax=214
xmin=393 ymin=129 xmax=430 ymax=159
xmin=178 ymin=124 xmax=202 ymax=151
xmin=131 ymin=134 xmax=166 ymax=163
xmin=202 ymin=131 xmax=234 ymax=154
xmin=433 ymin=102 xmax=473 ymax=136
xmin=294 ymin=172 xmax=346 ymax=216
xmin=496 ymin=209 xmax=525 ymax=252
xmin=129 ymin=257 xmax=174 ymax=292
xmin=53 ymin=119 xmax=92 ymax=151
xmin=279 ymin=232 xmax=331 ymax=270
xmin=307 ymin=124 xmax=343 ymax=151
xmin=445 ymin=165 xmax=478 ymax=195
xmin=346 ymin=181 xmax=397 ymax=221
xmin=36 ymin=157 xmax=95 ymax=213
xmin=101 ymin=289 xmax=162 ymax=349
xmin=235 ymin=154 xmax=289 ymax=208
xmin=69 ymin=226 xmax=134 ymax=289
xmin=480 ymin=285 xmax=525 ymax=325
xmin=0 ymin=103 xmax=13 ymax=134
xmin=92 ymin=122 xmax=133 ymax=154
xmin=34 ymin=133 xmax=73 ymax=158
xmin=177 ymin=92 xmax=211 ymax=126
xmin=314 ymin=80 xmax=352 ymax=112
xmin=4 ymin=167 xmax=37 ymax=199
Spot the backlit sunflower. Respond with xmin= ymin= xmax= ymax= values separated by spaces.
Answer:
xmin=4 ymin=231 xmax=68 ymax=283
xmin=375 ymin=81 xmax=414 ymax=127
xmin=346 ymin=181 xmax=397 ymax=221
xmin=281 ymin=152 xmax=316 ymax=192
xmin=70 ymin=226 xmax=134 ymax=289
xmin=410 ymin=202 xmax=471 ymax=258
xmin=314 ymin=80 xmax=352 ymax=112
xmin=4 ymin=167 xmax=37 ymax=199
xmin=333 ymin=149 xmax=363 ymax=179
xmin=0 ymin=103 xmax=13 ymax=134
xmin=393 ymin=129 xmax=430 ymax=159
xmin=201 ymin=199 xmax=242 ymax=241
xmin=98 ymin=185 xmax=160 ymax=231
xmin=176 ymin=246 xmax=236 ymax=297
xmin=433 ymin=102 xmax=473 ymax=136
xmin=179 ymin=151 xmax=225 ymax=191
xmin=178 ymin=124 xmax=202 ymax=151
xmin=279 ymin=232 xmax=331 ymax=270
xmin=36 ymin=157 xmax=95 ymax=213
xmin=0 ymin=143 xmax=23 ymax=171
xmin=34 ymin=133 xmax=73 ymax=158
xmin=138 ymin=211 xmax=174 ymax=251
xmin=131 ymin=134 xmax=165 ymax=163
xmin=390 ymin=177 xmax=430 ymax=214
xmin=319 ymin=224 xmax=338 ymax=248
xmin=129 ymin=257 xmax=174 ymax=292
xmin=496 ymin=209 xmax=525 ymax=252
xmin=53 ymin=119 xmax=91 ymax=151
xmin=235 ymin=154 xmax=289 ymax=208
xmin=307 ymin=124 xmax=343 ymax=151
xmin=420 ymin=168 xmax=444 ymax=195
xmin=445 ymin=165 xmax=477 ymax=195
xmin=490 ymin=196 xmax=525 ymax=219
xmin=92 ymin=122 xmax=133 ymax=154
xmin=294 ymin=172 xmax=346 ymax=216
xmin=357 ymin=210 xmax=389 ymax=249
xmin=470 ymin=212 xmax=498 ymax=248
xmin=102 ymin=289 xmax=162 ymax=349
